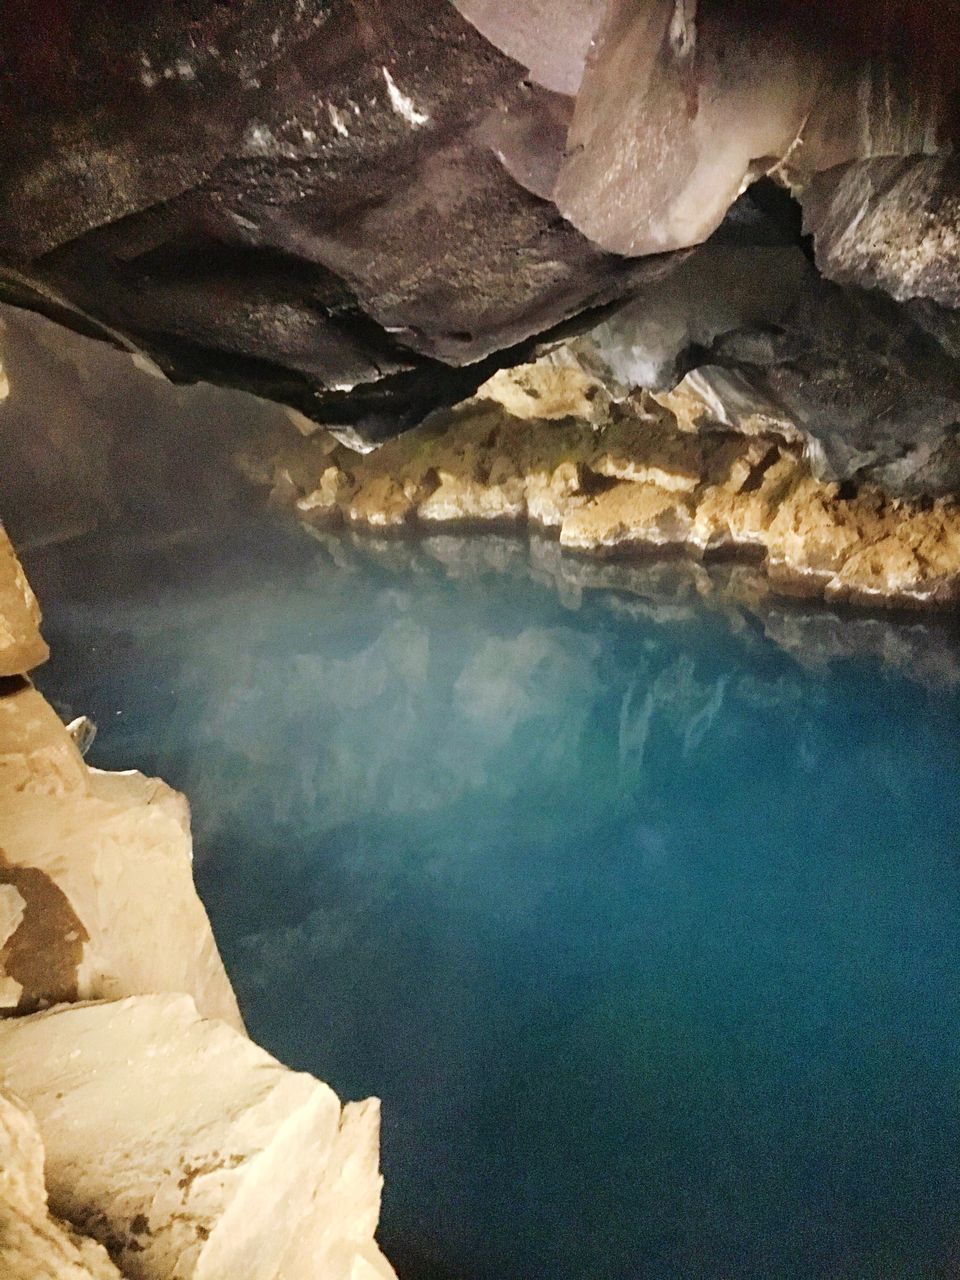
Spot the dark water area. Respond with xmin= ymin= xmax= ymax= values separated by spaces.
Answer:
xmin=25 ymin=516 xmax=960 ymax=1280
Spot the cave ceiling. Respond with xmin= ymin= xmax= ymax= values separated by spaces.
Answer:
xmin=0 ymin=0 xmax=958 ymax=486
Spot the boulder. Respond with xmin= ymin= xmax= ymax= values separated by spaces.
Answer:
xmin=0 ymin=682 xmax=241 ymax=1028
xmin=0 ymin=994 xmax=394 ymax=1280
xmin=0 ymin=1088 xmax=124 ymax=1279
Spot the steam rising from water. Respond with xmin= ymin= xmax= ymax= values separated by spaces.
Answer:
xmin=29 ymin=519 xmax=960 ymax=1280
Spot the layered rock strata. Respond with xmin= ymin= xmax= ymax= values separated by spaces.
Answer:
xmin=276 ymin=392 xmax=960 ymax=609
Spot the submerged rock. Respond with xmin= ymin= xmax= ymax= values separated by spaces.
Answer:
xmin=0 ymin=994 xmax=394 ymax=1280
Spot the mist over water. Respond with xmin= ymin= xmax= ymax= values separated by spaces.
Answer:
xmin=28 ymin=517 xmax=960 ymax=1280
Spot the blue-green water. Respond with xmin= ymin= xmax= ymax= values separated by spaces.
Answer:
xmin=27 ymin=520 xmax=960 ymax=1279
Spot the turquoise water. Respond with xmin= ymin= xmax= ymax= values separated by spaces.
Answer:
xmin=28 ymin=519 xmax=960 ymax=1279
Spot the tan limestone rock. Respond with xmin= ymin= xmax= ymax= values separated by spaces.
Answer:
xmin=347 ymin=474 xmax=417 ymax=527
xmin=560 ymin=482 xmax=694 ymax=550
xmin=273 ymin=382 xmax=960 ymax=609
xmin=0 ymin=1089 xmax=124 ymax=1279
xmin=593 ymin=410 xmax=703 ymax=492
xmin=0 ymin=683 xmax=241 ymax=1028
xmin=419 ymin=473 xmax=527 ymax=523
xmin=525 ymin=462 xmax=586 ymax=528
xmin=477 ymin=351 xmax=610 ymax=424
xmin=0 ymin=995 xmax=394 ymax=1280
xmin=0 ymin=527 xmax=48 ymax=676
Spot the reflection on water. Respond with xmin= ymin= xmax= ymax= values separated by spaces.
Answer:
xmin=27 ymin=518 xmax=960 ymax=1280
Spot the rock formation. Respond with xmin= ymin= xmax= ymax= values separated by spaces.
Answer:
xmin=0 ymin=681 xmax=242 ymax=1023
xmin=4 ymin=6 xmax=959 ymax=1274
xmin=0 ymin=529 xmax=395 ymax=1278
xmin=0 ymin=0 xmax=957 ymax=471
xmin=0 ymin=525 xmax=48 ymax=675
xmin=0 ymin=995 xmax=392 ymax=1280
xmin=250 ymin=383 xmax=960 ymax=609
xmin=0 ymin=1090 xmax=123 ymax=1280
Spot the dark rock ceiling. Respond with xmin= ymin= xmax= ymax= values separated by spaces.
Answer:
xmin=0 ymin=1 xmax=958 ymax=490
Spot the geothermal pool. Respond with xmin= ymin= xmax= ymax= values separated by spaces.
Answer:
xmin=28 ymin=518 xmax=960 ymax=1279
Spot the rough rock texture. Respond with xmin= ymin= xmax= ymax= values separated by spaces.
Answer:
xmin=802 ymin=156 xmax=960 ymax=308
xmin=546 ymin=236 xmax=960 ymax=500
xmin=0 ymin=1089 xmax=125 ymax=1279
xmin=0 ymin=681 xmax=242 ymax=1026
xmin=0 ymin=539 xmax=394 ymax=1278
xmin=0 ymin=0 xmax=957 ymax=465
xmin=0 ymin=0 xmax=674 ymax=437
xmin=0 ymin=995 xmax=393 ymax=1280
xmin=0 ymin=525 xmax=48 ymax=675
xmin=554 ymin=0 xmax=953 ymax=258
xmin=261 ymin=393 xmax=960 ymax=609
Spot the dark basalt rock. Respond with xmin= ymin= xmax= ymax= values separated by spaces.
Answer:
xmin=1 ymin=0 xmax=960 ymax=487
xmin=705 ymin=281 xmax=960 ymax=498
xmin=802 ymin=157 xmax=960 ymax=310
xmin=0 ymin=0 xmax=676 ymax=435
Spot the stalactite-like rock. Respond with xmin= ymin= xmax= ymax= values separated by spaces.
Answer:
xmin=0 ymin=995 xmax=394 ymax=1280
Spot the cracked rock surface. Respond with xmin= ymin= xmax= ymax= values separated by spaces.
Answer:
xmin=0 ymin=994 xmax=393 ymax=1280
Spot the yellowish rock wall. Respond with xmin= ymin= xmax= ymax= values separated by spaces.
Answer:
xmin=275 ymin=387 xmax=960 ymax=610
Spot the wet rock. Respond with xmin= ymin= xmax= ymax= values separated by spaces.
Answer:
xmin=0 ymin=526 xmax=48 ymax=676
xmin=0 ymin=2 xmax=958 ymax=483
xmin=0 ymin=0 xmax=673 ymax=435
xmin=0 ymin=994 xmax=394 ymax=1280
xmin=545 ymin=240 xmax=960 ymax=499
xmin=0 ymin=682 xmax=241 ymax=1026
xmin=451 ymin=0 xmax=606 ymax=95
xmin=802 ymin=156 xmax=960 ymax=308
xmin=554 ymin=0 xmax=951 ymax=257
xmin=286 ymin=397 xmax=960 ymax=609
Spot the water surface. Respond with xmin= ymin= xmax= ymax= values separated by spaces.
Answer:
xmin=28 ymin=519 xmax=960 ymax=1279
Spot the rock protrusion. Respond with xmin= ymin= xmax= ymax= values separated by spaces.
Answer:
xmin=0 ymin=1088 xmax=125 ymax=1279
xmin=0 ymin=682 xmax=242 ymax=1027
xmin=0 ymin=526 xmax=47 ymax=676
xmin=0 ymin=995 xmax=394 ymax=1280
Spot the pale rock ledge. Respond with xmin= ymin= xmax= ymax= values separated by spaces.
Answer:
xmin=0 ymin=994 xmax=395 ymax=1280
xmin=0 ymin=524 xmax=48 ymax=676
xmin=0 ymin=1088 xmax=123 ymax=1279
xmin=0 ymin=681 xmax=242 ymax=1028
